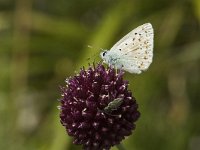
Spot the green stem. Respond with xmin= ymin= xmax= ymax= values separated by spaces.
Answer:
xmin=116 ymin=143 xmax=126 ymax=150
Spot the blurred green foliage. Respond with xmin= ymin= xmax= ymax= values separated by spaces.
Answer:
xmin=0 ymin=0 xmax=200 ymax=150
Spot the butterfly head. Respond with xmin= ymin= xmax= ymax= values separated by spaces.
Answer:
xmin=100 ymin=50 xmax=109 ymax=63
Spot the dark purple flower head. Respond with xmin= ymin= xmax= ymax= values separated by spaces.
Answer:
xmin=59 ymin=64 xmax=140 ymax=150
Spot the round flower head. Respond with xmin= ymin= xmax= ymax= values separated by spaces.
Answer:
xmin=59 ymin=64 xmax=140 ymax=150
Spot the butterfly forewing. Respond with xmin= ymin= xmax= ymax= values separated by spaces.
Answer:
xmin=109 ymin=23 xmax=154 ymax=74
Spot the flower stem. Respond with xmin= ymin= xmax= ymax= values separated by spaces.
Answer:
xmin=116 ymin=143 xmax=126 ymax=150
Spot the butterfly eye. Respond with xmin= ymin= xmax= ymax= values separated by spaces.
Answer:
xmin=102 ymin=51 xmax=107 ymax=56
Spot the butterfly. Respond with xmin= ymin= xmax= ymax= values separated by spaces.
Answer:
xmin=100 ymin=23 xmax=154 ymax=74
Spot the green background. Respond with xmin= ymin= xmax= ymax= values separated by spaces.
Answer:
xmin=0 ymin=0 xmax=200 ymax=149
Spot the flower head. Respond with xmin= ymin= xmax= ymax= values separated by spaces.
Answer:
xmin=59 ymin=64 xmax=140 ymax=150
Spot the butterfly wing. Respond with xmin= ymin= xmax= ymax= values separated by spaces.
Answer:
xmin=110 ymin=23 xmax=154 ymax=74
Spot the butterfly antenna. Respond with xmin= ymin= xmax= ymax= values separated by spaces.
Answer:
xmin=100 ymin=48 xmax=104 ymax=51
xmin=86 ymin=45 xmax=96 ymax=61
xmin=88 ymin=45 xmax=104 ymax=52
xmin=87 ymin=45 xmax=104 ymax=63
xmin=87 ymin=45 xmax=93 ymax=48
